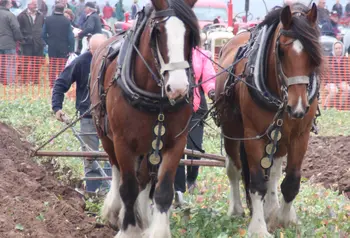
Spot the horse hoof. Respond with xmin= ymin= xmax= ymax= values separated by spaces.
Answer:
xmin=264 ymin=204 xmax=279 ymax=221
xmin=248 ymin=221 xmax=272 ymax=238
xmin=108 ymin=222 xmax=120 ymax=232
xmin=227 ymin=205 xmax=245 ymax=217
xmin=101 ymin=190 xmax=121 ymax=229
xmin=266 ymin=206 xmax=279 ymax=232
xmin=142 ymin=228 xmax=171 ymax=238
xmin=278 ymin=205 xmax=298 ymax=228
xmin=247 ymin=229 xmax=272 ymax=238
xmin=115 ymin=225 xmax=142 ymax=238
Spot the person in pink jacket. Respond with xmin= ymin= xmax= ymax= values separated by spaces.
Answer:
xmin=174 ymin=46 xmax=216 ymax=206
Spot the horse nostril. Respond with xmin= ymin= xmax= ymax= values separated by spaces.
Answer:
xmin=294 ymin=112 xmax=305 ymax=119
xmin=286 ymin=105 xmax=292 ymax=114
xmin=166 ymin=84 xmax=172 ymax=93
xmin=305 ymin=106 xmax=310 ymax=114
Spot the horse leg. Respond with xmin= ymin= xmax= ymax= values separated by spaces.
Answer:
xmin=264 ymin=156 xmax=284 ymax=222
xmin=225 ymin=140 xmax=244 ymax=217
xmin=114 ymin=140 xmax=142 ymax=237
xmin=143 ymin=137 xmax=187 ymax=238
xmin=136 ymin=161 xmax=153 ymax=230
xmin=100 ymin=137 xmax=122 ymax=230
xmin=136 ymin=182 xmax=152 ymax=229
xmin=243 ymin=139 xmax=271 ymax=237
xmin=275 ymin=134 xmax=309 ymax=228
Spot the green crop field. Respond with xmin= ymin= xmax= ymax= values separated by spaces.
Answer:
xmin=0 ymin=97 xmax=349 ymax=237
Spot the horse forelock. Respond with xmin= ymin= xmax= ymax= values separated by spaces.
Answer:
xmin=169 ymin=0 xmax=200 ymax=48
xmin=289 ymin=17 xmax=322 ymax=68
xmin=261 ymin=3 xmax=322 ymax=69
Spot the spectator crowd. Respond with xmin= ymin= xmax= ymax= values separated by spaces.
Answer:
xmin=0 ymin=0 xmax=140 ymax=85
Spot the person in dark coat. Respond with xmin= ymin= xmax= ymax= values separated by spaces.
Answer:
xmin=131 ymin=0 xmax=139 ymax=20
xmin=332 ymin=0 xmax=343 ymax=17
xmin=318 ymin=0 xmax=331 ymax=25
xmin=52 ymin=34 xmax=110 ymax=193
xmin=76 ymin=1 xmax=102 ymax=39
xmin=17 ymin=0 xmax=45 ymax=84
xmin=0 ymin=0 xmax=23 ymax=84
xmin=42 ymin=3 xmax=74 ymax=86
xmin=322 ymin=11 xmax=340 ymax=38
xmin=346 ymin=0 xmax=350 ymax=17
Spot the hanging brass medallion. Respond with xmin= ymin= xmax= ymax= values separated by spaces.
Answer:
xmin=149 ymin=153 xmax=161 ymax=165
xmin=260 ymin=156 xmax=272 ymax=169
xmin=152 ymin=140 xmax=163 ymax=150
xmin=265 ymin=143 xmax=277 ymax=154
xmin=154 ymin=125 xmax=166 ymax=136
xmin=270 ymin=129 xmax=282 ymax=141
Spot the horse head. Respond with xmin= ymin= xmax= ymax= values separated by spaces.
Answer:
xmin=148 ymin=0 xmax=200 ymax=102
xmin=275 ymin=3 xmax=322 ymax=119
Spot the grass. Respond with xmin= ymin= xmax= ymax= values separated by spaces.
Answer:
xmin=0 ymin=97 xmax=349 ymax=237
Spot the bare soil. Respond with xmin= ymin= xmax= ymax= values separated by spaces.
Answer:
xmin=303 ymin=136 xmax=350 ymax=198
xmin=0 ymin=122 xmax=115 ymax=238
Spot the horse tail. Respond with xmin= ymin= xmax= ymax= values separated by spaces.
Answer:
xmin=239 ymin=141 xmax=252 ymax=215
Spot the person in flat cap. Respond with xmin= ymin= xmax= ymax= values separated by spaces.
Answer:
xmin=76 ymin=1 xmax=101 ymax=39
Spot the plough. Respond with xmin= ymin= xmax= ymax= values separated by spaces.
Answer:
xmin=31 ymin=111 xmax=226 ymax=183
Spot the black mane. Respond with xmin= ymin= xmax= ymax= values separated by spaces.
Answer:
xmin=170 ymin=0 xmax=201 ymax=48
xmin=259 ymin=3 xmax=322 ymax=67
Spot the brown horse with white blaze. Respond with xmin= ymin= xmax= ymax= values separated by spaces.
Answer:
xmin=89 ymin=0 xmax=200 ymax=237
xmin=215 ymin=3 xmax=322 ymax=236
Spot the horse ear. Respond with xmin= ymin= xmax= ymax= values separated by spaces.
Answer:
xmin=151 ymin=0 xmax=168 ymax=11
xmin=307 ymin=3 xmax=318 ymax=25
xmin=280 ymin=5 xmax=292 ymax=29
xmin=184 ymin=0 xmax=197 ymax=8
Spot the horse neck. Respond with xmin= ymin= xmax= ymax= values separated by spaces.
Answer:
xmin=266 ymin=26 xmax=282 ymax=98
xmin=134 ymin=27 xmax=160 ymax=93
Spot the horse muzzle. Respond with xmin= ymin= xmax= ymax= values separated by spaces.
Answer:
xmin=164 ymin=68 xmax=190 ymax=101
xmin=286 ymin=103 xmax=310 ymax=119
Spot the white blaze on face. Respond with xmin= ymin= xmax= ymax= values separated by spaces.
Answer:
xmin=292 ymin=39 xmax=304 ymax=55
xmin=164 ymin=17 xmax=189 ymax=99
xmin=294 ymin=96 xmax=303 ymax=113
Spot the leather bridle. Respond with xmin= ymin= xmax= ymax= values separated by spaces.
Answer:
xmin=274 ymin=11 xmax=313 ymax=101
xmin=148 ymin=7 xmax=193 ymax=90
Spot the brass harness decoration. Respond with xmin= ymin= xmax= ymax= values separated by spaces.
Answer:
xmin=148 ymin=110 xmax=166 ymax=187
xmin=260 ymin=115 xmax=283 ymax=180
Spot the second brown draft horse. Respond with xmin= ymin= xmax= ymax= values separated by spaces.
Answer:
xmin=215 ymin=3 xmax=322 ymax=236
xmin=89 ymin=0 xmax=200 ymax=237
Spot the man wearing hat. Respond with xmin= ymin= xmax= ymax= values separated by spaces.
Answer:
xmin=42 ymin=3 xmax=74 ymax=86
xmin=76 ymin=1 xmax=101 ymax=39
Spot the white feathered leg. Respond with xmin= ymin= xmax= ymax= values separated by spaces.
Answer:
xmin=264 ymin=157 xmax=283 ymax=221
xmin=102 ymin=165 xmax=122 ymax=228
xmin=226 ymin=156 xmax=244 ymax=216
